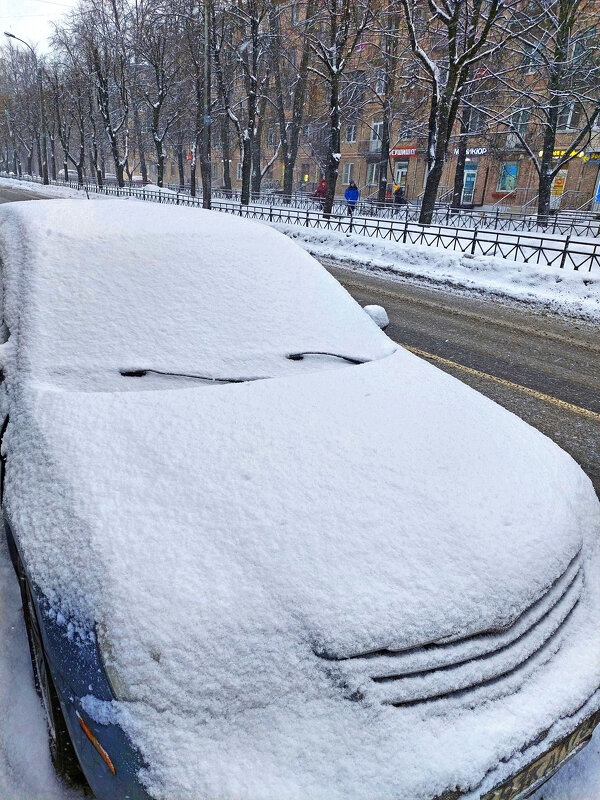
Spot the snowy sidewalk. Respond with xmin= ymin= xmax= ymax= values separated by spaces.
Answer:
xmin=272 ymin=223 xmax=600 ymax=321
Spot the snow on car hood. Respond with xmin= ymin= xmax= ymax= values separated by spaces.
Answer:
xmin=7 ymin=348 xmax=600 ymax=799
xmin=11 ymin=347 xmax=590 ymax=655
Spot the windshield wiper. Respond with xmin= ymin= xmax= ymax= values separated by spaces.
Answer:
xmin=287 ymin=351 xmax=369 ymax=365
xmin=120 ymin=368 xmax=262 ymax=383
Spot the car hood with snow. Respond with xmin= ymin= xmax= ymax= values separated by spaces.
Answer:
xmin=1 ymin=199 xmax=599 ymax=800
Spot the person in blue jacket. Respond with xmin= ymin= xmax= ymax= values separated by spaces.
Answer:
xmin=345 ymin=180 xmax=359 ymax=215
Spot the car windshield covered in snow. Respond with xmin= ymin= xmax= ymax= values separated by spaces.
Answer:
xmin=4 ymin=200 xmax=394 ymax=390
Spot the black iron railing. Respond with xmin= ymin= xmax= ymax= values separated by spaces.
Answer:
xmin=2 ymin=172 xmax=597 ymax=272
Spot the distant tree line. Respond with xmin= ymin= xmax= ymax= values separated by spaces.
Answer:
xmin=1 ymin=0 xmax=599 ymax=222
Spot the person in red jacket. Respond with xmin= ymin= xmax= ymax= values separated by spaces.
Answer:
xmin=312 ymin=178 xmax=327 ymax=209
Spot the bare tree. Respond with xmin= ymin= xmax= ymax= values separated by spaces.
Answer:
xmin=399 ymin=0 xmax=524 ymax=224
xmin=492 ymin=0 xmax=600 ymax=220
xmin=309 ymin=0 xmax=372 ymax=216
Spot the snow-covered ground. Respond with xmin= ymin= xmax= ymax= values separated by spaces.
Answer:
xmin=271 ymin=224 xmax=600 ymax=321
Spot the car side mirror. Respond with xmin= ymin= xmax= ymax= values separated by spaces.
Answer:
xmin=363 ymin=304 xmax=389 ymax=330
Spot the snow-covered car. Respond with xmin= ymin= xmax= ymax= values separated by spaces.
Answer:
xmin=0 ymin=198 xmax=599 ymax=800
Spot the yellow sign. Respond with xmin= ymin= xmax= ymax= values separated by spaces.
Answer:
xmin=551 ymin=171 xmax=567 ymax=196
xmin=538 ymin=150 xmax=585 ymax=159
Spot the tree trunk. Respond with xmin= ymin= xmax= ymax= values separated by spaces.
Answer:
xmin=49 ymin=136 xmax=57 ymax=181
xmin=323 ymin=74 xmax=341 ymax=217
xmin=419 ymin=93 xmax=452 ymax=225
xmin=220 ymin=115 xmax=232 ymax=193
xmin=177 ymin=142 xmax=185 ymax=188
xmin=200 ymin=0 xmax=212 ymax=209
xmin=451 ymin=102 xmax=472 ymax=210
xmin=190 ymin=139 xmax=197 ymax=197
xmin=132 ymin=103 xmax=148 ymax=184
xmin=36 ymin=135 xmax=43 ymax=178
xmin=377 ymin=109 xmax=391 ymax=204
xmin=251 ymin=91 xmax=268 ymax=197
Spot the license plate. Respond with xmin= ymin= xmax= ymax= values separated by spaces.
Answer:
xmin=482 ymin=710 xmax=600 ymax=800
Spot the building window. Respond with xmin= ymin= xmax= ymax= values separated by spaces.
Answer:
xmin=370 ymin=121 xmax=383 ymax=152
xmin=237 ymin=162 xmax=243 ymax=181
xmin=211 ymin=162 xmax=218 ymax=180
xmin=290 ymin=3 xmax=298 ymax=24
xmin=267 ymin=128 xmax=276 ymax=147
xmin=521 ymin=41 xmax=541 ymax=74
xmin=301 ymin=163 xmax=310 ymax=182
xmin=497 ymin=162 xmax=519 ymax=192
xmin=511 ymin=109 xmax=530 ymax=134
xmin=345 ymin=124 xmax=357 ymax=143
xmin=557 ymin=102 xmax=581 ymax=132
xmin=366 ymin=162 xmax=379 ymax=185
xmin=469 ymin=107 xmax=485 ymax=133
xmin=375 ymin=69 xmax=386 ymax=95
xmin=342 ymin=162 xmax=354 ymax=184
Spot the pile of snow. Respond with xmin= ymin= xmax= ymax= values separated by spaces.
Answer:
xmin=272 ymin=224 xmax=600 ymax=320
xmin=0 ymin=199 xmax=599 ymax=800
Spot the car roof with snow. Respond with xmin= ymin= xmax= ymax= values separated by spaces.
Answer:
xmin=0 ymin=199 xmax=394 ymax=391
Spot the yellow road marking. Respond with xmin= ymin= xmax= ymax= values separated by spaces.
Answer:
xmin=403 ymin=344 xmax=600 ymax=422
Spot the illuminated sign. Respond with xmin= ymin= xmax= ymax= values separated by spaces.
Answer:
xmin=390 ymin=148 xmax=417 ymax=157
xmin=538 ymin=150 xmax=585 ymax=159
xmin=452 ymin=147 xmax=488 ymax=156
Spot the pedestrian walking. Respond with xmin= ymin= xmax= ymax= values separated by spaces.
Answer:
xmin=312 ymin=178 xmax=327 ymax=210
xmin=345 ymin=180 xmax=359 ymax=215
xmin=394 ymin=184 xmax=408 ymax=206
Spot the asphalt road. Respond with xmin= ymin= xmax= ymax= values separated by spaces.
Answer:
xmin=0 ymin=185 xmax=51 ymax=203
xmin=321 ymin=259 xmax=600 ymax=496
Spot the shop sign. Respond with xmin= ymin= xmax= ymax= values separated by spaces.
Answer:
xmin=538 ymin=149 xmax=585 ymax=159
xmin=550 ymin=169 xmax=568 ymax=209
xmin=452 ymin=147 xmax=488 ymax=156
xmin=582 ymin=151 xmax=600 ymax=163
xmin=390 ymin=148 xmax=417 ymax=158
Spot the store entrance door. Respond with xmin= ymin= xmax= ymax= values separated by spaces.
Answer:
xmin=394 ymin=161 xmax=408 ymax=189
xmin=461 ymin=164 xmax=478 ymax=205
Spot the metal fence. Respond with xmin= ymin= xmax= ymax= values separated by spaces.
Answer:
xmin=2 ymin=171 xmax=598 ymax=272
xmin=7 ymin=170 xmax=600 ymax=236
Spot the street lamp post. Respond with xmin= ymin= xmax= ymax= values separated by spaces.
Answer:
xmin=4 ymin=32 xmax=49 ymax=185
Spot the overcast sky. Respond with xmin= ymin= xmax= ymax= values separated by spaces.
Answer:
xmin=1 ymin=0 xmax=79 ymax=52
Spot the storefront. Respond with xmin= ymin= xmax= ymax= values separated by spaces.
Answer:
xmin=452 ymin=147 xmax=488 ymax=206
xmin=390 ymin=148 xmax=417 ymax=193
xmin=582 ymin=151 xmax=600 ymax=211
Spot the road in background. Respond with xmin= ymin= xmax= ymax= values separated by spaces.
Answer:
xmin=322 ymin=259 xmax=600 ymax=495
xmin=0 ymin=186 xmax=51 ymax=204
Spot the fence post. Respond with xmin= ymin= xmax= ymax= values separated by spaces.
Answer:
xmin=560 ymin=235 xmax=571 ymax=269
xmin=269 ymin=206 xmax=273 ymax=222
xmin=471 ymin=226 xmax=479 ymax=255
xmin=403 ymin=219 xmax=408 ymax=244
xmin=349 ymin=213 xmax=353 ymax=233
